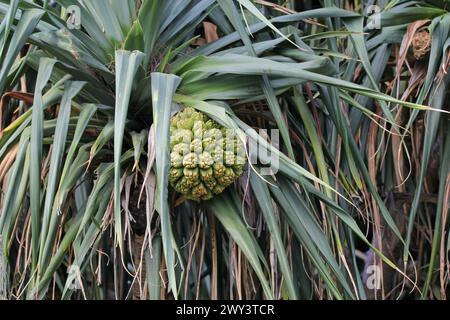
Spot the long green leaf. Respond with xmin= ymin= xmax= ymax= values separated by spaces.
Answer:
xmin=151 ymin=71 xmax=181 ymax=298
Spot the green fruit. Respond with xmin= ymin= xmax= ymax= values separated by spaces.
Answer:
xmin=169 ymin=107 xmax=246 ymax=201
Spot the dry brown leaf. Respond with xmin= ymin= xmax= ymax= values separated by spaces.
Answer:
xmin=397 ymin=20 xmax=430 ymax=76
xmin=0 ymin=92 xmax=34 ymax=137
xmin=203 ymin=21 xmax=219 ymax=43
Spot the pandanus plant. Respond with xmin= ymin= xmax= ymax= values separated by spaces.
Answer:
xmin=0 ymin=0 xmax=448 ymax=300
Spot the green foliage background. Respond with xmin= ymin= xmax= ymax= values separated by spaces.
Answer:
xmin=0 ymin=0 xmax=448 ymax=300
